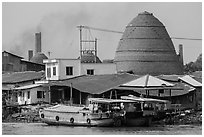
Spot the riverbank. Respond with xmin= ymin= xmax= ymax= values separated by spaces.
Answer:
xmin=2 ymin=122 xmax=202 ymax=135
xmin=154 ymin=109 xmax=202 ymax=125
xmin=2 ymin=104 xmax=52 ymax=123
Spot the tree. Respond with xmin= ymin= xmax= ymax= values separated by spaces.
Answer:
xmin=184 ymin=54 xmax=202 ymax=73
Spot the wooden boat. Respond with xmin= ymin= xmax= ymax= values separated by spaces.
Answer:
xmin=39 ymin=96 xmax=169 ymax=127
xmin=39 ymin=103 xmax=114 ymax=127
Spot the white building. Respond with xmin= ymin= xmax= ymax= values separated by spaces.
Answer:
xmin=43 ymin=52 xmax=116 ymax=80
xmin=15 ymin=84 xmax=49 ymax=105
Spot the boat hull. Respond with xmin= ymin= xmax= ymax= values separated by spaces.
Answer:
xmin=125 ymin=116 xmax=152 ymax=127
xmin=40 ymin=105 xmax=153 ymax=127
xmin=42 ymin=117 xmax=114 ymax=127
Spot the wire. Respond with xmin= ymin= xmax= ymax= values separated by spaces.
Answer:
xmin=171 ymin=37 xmax=202 ymax=41
xmin=78 ymin=25 xmax=202 ymax=41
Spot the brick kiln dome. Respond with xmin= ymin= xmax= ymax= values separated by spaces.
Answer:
xmin=114 ymin=11 xmax=183 ymax=75
xmin=30 ymin=52 xmax=48 ymax=64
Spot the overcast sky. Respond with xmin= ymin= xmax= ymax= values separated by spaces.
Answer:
xmin=2 ymin=2 xmax=202 ymax=64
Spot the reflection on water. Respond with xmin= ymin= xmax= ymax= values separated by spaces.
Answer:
xmin=2 ymin=123 xmax=202 ymax=135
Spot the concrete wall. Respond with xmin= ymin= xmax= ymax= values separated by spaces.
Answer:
xmin=44 ymin=59 xmax=116 ymax=80
xmin=81 ymin=63 xmax=116 ymax=75
xmin=44 ymin=59 xmax=81 ymax=80
xmin=18 ymin=86 xmax=49 ymax=105
xmin=59 ymin=59 xmax=81 ymax=79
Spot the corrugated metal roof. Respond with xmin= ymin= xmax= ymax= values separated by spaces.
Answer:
xmin=47 ymin=73 xmax=140 ymax=94
xmin=121 ymin=75 xmax=174 ymax=87
xmin=2 ymin=71 xmax=45 ymax=84
xmin=179 ymin=75 xmax=202 ymax=87
xmin=2 ymin=51 xmax=24 ymax=59
xmin=14 ymin=84 xmax=42 ymax=90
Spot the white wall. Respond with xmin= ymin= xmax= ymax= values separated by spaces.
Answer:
xmin=44 ymin=59 xmax=116 ymax=80
xmin=17 ymin=86 xmax=49 ymax=105
xmin=44 ymin=59 xmax=81 ymax=80
xmin=81 ymin=63 xmax=116 ymax=75
xmin=59 ymin=59 xmax=81 ymax=79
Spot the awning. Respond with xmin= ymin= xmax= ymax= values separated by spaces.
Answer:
xmin=121 ymin=95 xmax=169 ymax=103
xmin=114 ymin=86 xmax=183 ymax=90
xmin=14 ymin=84 xmax=43 ymax=90
xmin=88 ymin=98 xmax=137 ymax=104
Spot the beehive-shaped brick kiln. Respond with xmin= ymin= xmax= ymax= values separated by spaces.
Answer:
xmin=114 ymin=11 xmax=183 ymax=75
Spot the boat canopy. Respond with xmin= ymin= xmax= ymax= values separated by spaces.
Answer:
xmin=88 ymin=98 xmax=137 ymax=104
xmin=121 ymin=95 xmax=169 ymax=103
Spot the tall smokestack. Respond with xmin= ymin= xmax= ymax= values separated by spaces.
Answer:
xmin=35 ymin=32 xmax=41 ymax=54
xmin=28 ymin=50 xmax=33 ymax=61
xmin=178 ymin=44 xmax=183 ymax=66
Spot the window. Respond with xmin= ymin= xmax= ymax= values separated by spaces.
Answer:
xmin=66 ymin=66 xmax=73 ymax=75
xmin=53 ymin=67 xmax=56 ymax=76
xmin=47 ymin=67 xmax=51 ymax=78
xmin=37 ymin=91 xmax=45 ymax=99
xmin=87 ymin=69 xmax=94 ymax=75
xmin=27 ymin=91 xmax=30 ymax=99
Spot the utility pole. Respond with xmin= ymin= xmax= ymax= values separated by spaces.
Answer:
xmin=79 ymin=26 xmax=83 ymax=59
xmin=95 ymin=38 xmax=97 ymax=63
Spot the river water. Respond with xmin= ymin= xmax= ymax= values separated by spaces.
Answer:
xmin=2 ymin=123 xmax=202 ymax=135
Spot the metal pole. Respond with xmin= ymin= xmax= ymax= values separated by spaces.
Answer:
xmin=95 ymin=38 xmax=97 ymax=63
xmin=49 ymin=86 xmax=51 ymax=104
xmin=79 ymin=26 xmax=82 ymax=59
xmin=110 ymin=90 xmax=112 ymax=99
xmin=70 ymin=83 xmax=73 ymax=104
xmin=115 ymin=90 xmax=117 ymax=99
xmin=79 ymin=91 xmax=81 ymax=105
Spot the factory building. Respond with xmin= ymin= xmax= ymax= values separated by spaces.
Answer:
xmin=43 ymin=57 xmax=116 ymax=81
xmin=114 ymin=11 xmax=184 ymax=75
xmin=2 ymin=32 xmax=46 ymax=73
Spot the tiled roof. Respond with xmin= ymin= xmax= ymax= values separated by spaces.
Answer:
xmin=2 ymin=71 xmax=45 ymax=84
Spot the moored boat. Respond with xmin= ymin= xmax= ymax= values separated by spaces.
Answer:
xmin=39 ymin=96 xmax=169 ymax=127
